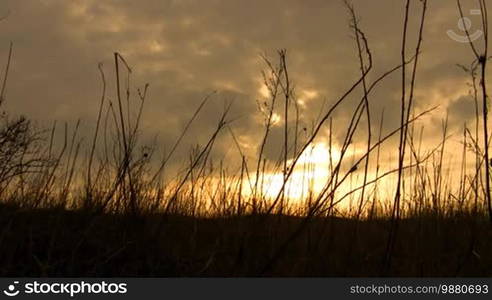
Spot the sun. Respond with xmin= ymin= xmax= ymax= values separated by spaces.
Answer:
xmin=251 ymin=142 xmax=342 ymax=201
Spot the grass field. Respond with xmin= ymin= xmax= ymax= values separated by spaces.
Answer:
xmin=0 ymin=0 xmax=491 ymax=277
xmin=0 ymin=203 xmax=490 ymax=276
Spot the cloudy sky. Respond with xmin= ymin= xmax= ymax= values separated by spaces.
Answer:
xmin=0 ymin=0 xmax=490 ymax=183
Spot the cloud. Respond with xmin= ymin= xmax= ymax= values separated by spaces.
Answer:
xmin=0 ymin=0 xmax=490 ymax=171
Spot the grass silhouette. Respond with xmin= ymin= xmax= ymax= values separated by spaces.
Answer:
xmin=0 ymin=0 xmax=491 ymax=277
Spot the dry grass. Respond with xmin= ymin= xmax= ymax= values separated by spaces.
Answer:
xmin=0 ymin=0 xmax=491 ymax=277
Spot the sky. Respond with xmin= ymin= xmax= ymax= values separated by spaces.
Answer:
xmin=0 ymin=0 xmax=490 ymax=198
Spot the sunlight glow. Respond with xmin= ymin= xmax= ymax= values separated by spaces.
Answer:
xmin=250 ymin=142 xmax=342 ymax=201
xmin=148 ymin=40 xmax=165 ymax=53
xmin=271 ymin=113 xmax=281 ymax=125
xmin=259 ymin=83 xmax=270 ymax=98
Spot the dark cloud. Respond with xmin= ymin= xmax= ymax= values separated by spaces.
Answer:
xmin=446 ymin=94 xmax=478 ymax=129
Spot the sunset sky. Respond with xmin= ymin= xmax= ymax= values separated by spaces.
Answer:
xmin=0 ymin=0 xmax=490 ymax=199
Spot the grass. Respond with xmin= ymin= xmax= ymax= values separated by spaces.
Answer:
xmin=0 ymin=0 xmax=491 ymax=277
xmin=0 ymin=203 xmax=490 ymax=277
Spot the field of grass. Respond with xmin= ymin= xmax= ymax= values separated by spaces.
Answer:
xmin=0 ymin=203 xmax=490 ymax=276
xmin=0 ymin=0 xmax=491 ymax=277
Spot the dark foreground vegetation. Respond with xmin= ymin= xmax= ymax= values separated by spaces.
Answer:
xmin=0 ymin=203 xmax=490 ymax=276
xmin=1 ymin=0 xmax=492 ymax=277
